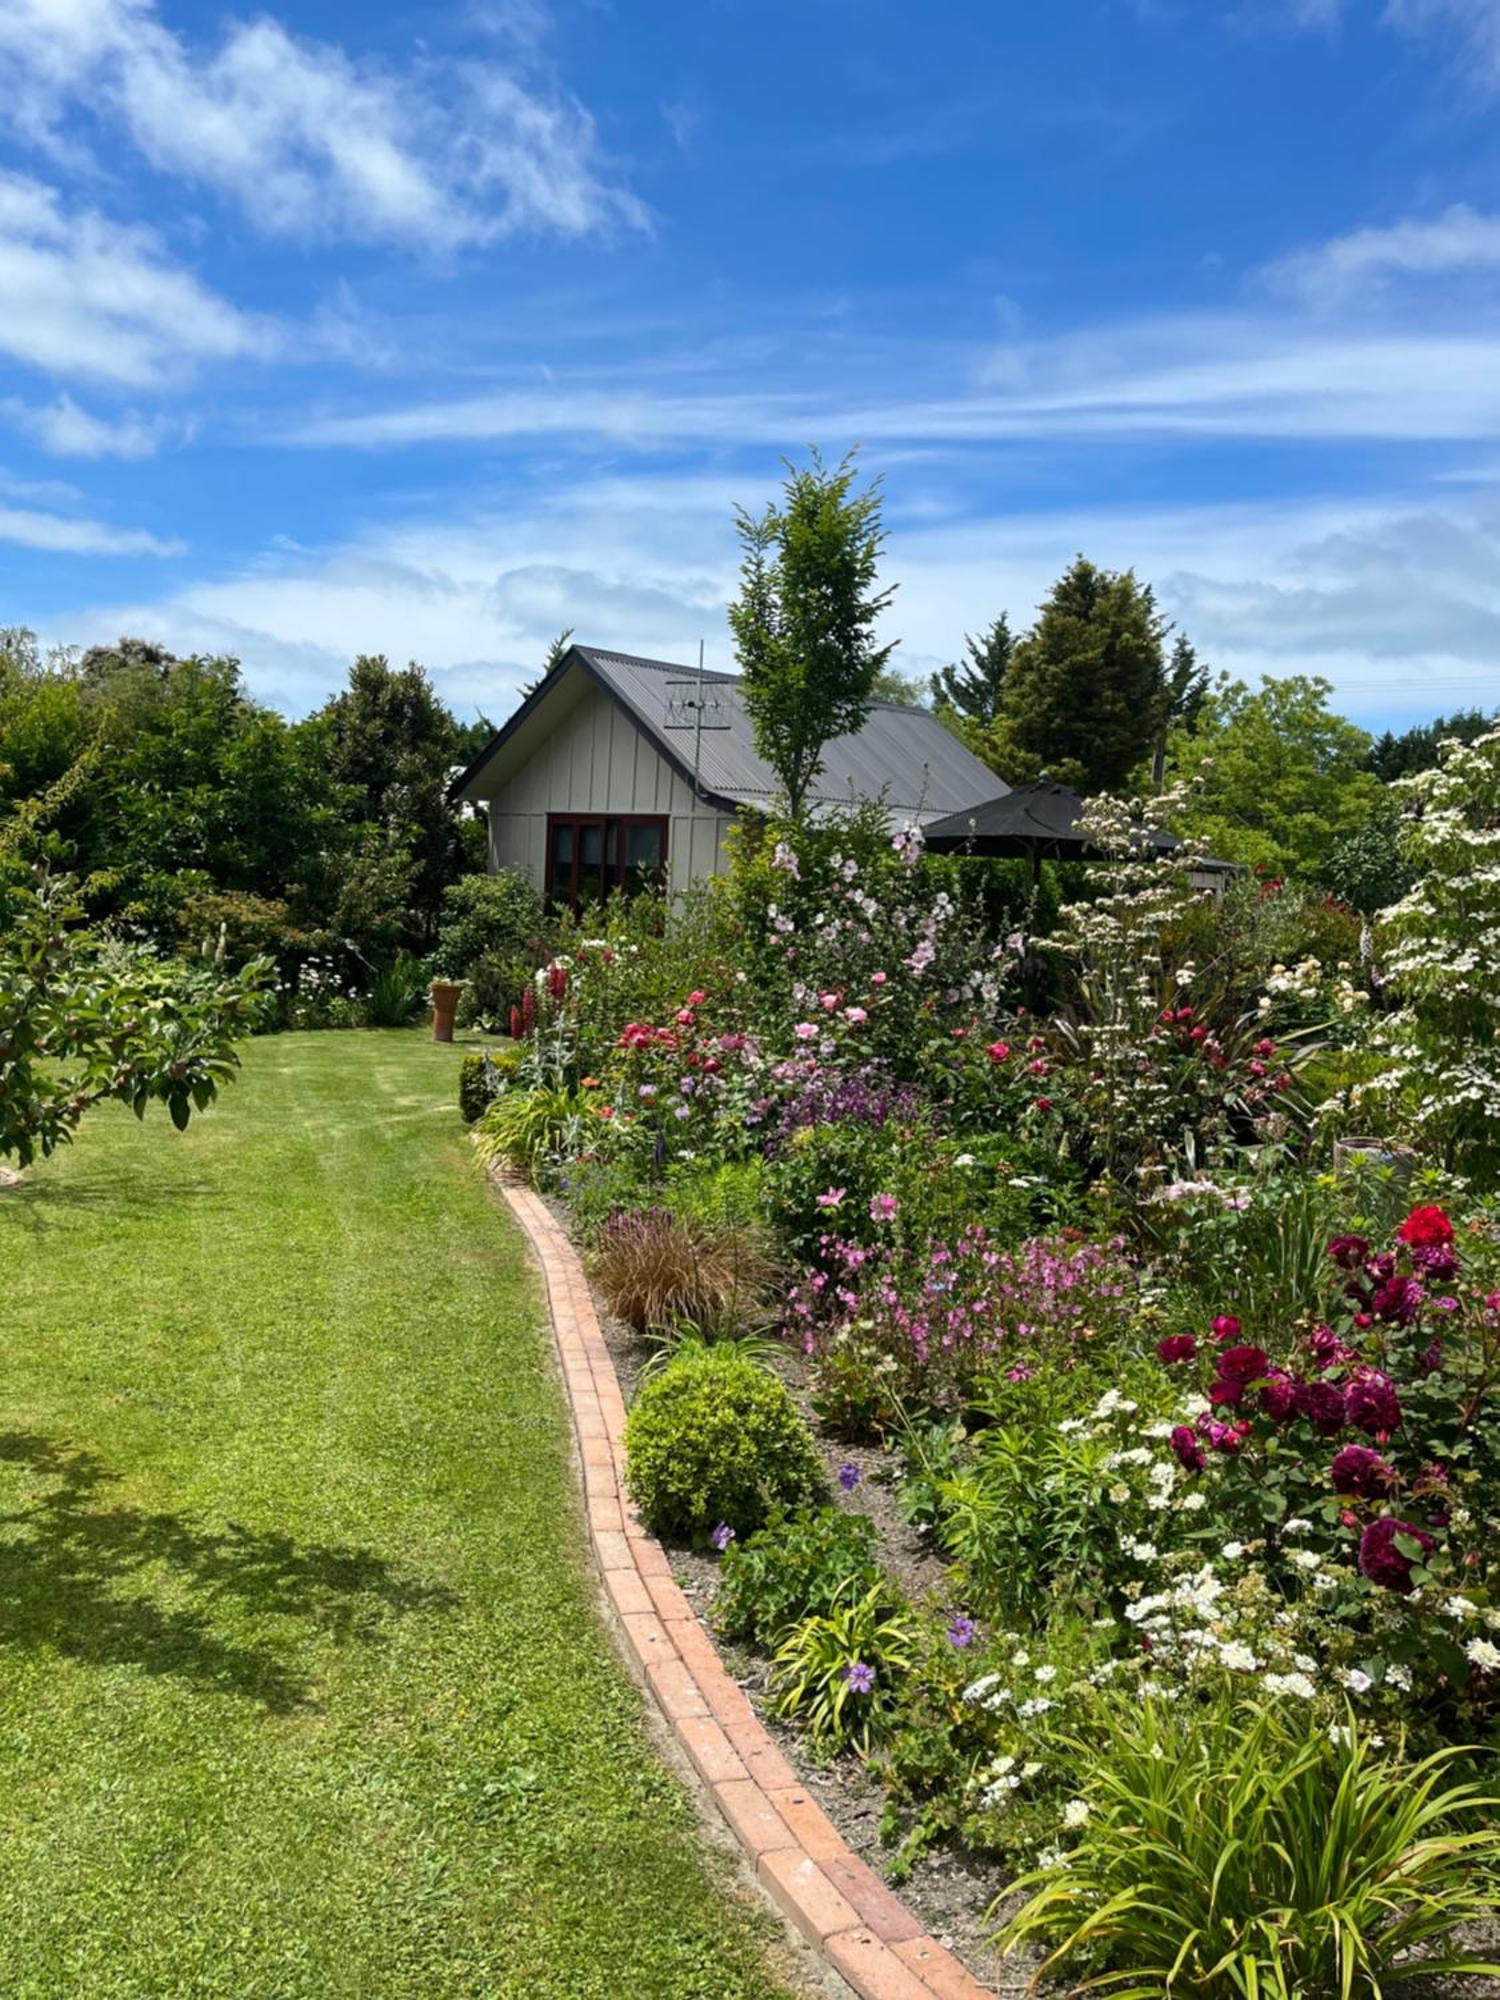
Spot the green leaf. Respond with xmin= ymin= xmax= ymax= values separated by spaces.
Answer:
xmin=168 ymin=1092 xmax=191 ymax=1132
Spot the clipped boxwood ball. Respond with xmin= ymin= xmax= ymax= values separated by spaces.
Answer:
xmin=624 ymin=1349 xmax=825 ymax=1542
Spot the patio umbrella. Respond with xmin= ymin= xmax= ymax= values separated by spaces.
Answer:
xmin=921 ymin=782 xmax=1181 ymax=883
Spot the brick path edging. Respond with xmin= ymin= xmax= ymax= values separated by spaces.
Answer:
xmin=497 ymin=1177 xmax=996 ymax=2000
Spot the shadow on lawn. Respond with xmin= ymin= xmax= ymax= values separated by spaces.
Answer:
xmin=0 ymin=1432 xmax=457 ymax=1713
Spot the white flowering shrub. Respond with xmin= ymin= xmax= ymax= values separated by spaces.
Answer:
xmin=1361 ymin=726 xmax=1500 ymax=1171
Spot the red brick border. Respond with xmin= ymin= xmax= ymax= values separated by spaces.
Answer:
xmin=498 ymin=1178 xmax=996 ymax=2000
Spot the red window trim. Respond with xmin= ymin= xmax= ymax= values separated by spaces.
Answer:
xmin=545 ymin=812 xmax=669 ymax=906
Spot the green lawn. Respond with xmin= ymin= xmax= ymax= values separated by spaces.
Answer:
xmin=0 ymin=1031 xmax=795 ymax=2000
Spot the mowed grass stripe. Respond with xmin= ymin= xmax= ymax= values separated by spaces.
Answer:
xmin=0 ymin=1030 xmax=795 ymax=2000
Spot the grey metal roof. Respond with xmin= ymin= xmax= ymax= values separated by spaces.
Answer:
xmin=573 ymin=646 xmax=1008 ymax=824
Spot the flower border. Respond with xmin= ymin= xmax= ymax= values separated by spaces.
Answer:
xmin=495 ymin=1172 xmax=995 ymax=2000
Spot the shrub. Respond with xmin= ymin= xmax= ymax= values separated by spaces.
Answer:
xmin=716 ymin=1505 xmax=886 ymax=1650
xmin=624 ymin=1349 xmax=825 ymax=1541
xmin=472 ymin=1086 xmax=582 ymax=1180
xmin=432 ymin=870 xmax=545 ymax=980
xmin=365 ymin=949 xmax=428 ymax=1027
xmin=999 ymin=1692 xmax=1500 ymax=1998
xmin=458 ymin=1045 xmax=519 ymax=1124
xmin=590 ymin=1206 xmax=778 ymax=1337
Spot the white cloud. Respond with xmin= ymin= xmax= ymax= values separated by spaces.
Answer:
xmin=0 ymin=505 xmax=182 ymax=555
xmin=0 ymin=0 xmax=645 ymax=249
xmin=1384 ymin=0 xmax=1500 ymax=83
xmin=0 ymin=172 xmax=271 ymax=388
xmin=279 ymin=315 xmax=1500 ymax=452
xmin=38 ymin=470 xmax=1500 ymax=726
xmin=1267 ymin=203 xmax=1500 ymax=302
xmin=5 ymin=393 xmax=177 ymax=458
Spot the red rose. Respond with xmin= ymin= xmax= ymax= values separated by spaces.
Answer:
xmin=986 ymin=1040 xmax=1012 ymax=1063
xmin=1397 ymin=1205 xmax=1454 ymax=1249
xmin=1157 ymin=1334 xmax=1197 ymax=1364
xmin=1210 ymin=1315 xmax=1242 ymax=1344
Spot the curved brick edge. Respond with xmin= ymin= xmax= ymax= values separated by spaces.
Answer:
xmin=496 ymin=1175 xmax=996 ymax=2000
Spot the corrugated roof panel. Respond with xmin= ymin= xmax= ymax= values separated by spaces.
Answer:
xmin=577 ymin=646 xmax=1006 ymax=824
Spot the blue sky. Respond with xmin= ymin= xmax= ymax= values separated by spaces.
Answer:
xmin=3 ymin=0 xmax=1500 ymax=730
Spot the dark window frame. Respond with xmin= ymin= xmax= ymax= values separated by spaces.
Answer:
xmin=545 ymin=811 xmax=669 ymax=907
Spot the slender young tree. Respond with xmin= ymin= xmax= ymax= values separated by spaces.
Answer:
xmin=729 ymin=450 xmax=896 ymax=824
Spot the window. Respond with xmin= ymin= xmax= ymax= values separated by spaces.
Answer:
xmin=546 ymin=815 xmax=668 ymax=905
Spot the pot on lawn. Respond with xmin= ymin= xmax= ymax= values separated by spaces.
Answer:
xmin=429 ymin=979 xmax=465 ymax=1043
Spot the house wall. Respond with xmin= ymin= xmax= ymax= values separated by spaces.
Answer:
xmin=478 ymin=681 xmax=738 ymax=897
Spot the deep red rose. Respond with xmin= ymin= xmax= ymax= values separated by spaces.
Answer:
xmin=1260 ymin=1369 xmax=1297 ymax=1422
xmin=1330 ymin=1443 xmax=1395 ymax=1497
xmin=1208 ymin=1377 xmax=1246 ymax=1408
xmin=1397 ymin=1205 xmax=1454 ymax=1250
xmin=1217 ymin=1344 xmax=1271 ymax=1386
xmin=1359 ymin=1516 xmax=1434 ymax=1593
xmin=1345 ymin=1370 xmax=1402 ymax=1437
xmin=1327 ymin=1234 xmax=1370 ymax=1271
xmin=1210 ymin=1315 xmax=1242 ymax=1344
xmin=1294 ymin=1379 xmax=1346 ymax=1436
xmin=1156 ymin=1334 xmax=1197 ymax=1364
xmin=1371 ymin=1274 xmax=1424 ymax=1326
xmin=1170 ymin=1424 xmax=1206 ymax=1472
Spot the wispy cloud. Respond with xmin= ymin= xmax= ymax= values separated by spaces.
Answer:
xmin=0 ymin=0 xmax=646 ymax=249
xmin=0 ymin=505 xmax=182 ymax=556
xmin=5 ymin=393 xmax=178 ymax=459
xmin=1384 ymin=0 xmax=1500 ymax=85
xmin=0 ymin=172 xmax=272 ymax=388
xmin=1266 ymin=203 xmax=1500 ymax=302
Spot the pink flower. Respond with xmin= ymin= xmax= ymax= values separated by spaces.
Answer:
xmin=820 ymin=991 xmax=840 ymax=1012
xmin=844 ymin=1006 xmax=868 ymax=1024
xmin=686 ymin=989 xmax=707 ymax=1006
xmin=869 ymin=1193 xmax=898 ymax=1223
xmin=815 ymin=1188 xmax=846 ymax=1209
xmin=1211 ymin=1315 xmax=1242 ymax=1344
xmin=793 ymin=1022 xmax=818 ymax=1041
xmin=870 ymin=971 xmax=888 ymax=986
xmin=986 ymin=1040 xmax=1012 ymax=1063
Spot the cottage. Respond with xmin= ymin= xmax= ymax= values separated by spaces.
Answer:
xmin=450 ymin=643 xmax=1008 ymax=902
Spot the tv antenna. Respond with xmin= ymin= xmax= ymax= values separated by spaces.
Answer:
xmin=664 ymin=640 xmax=730 ymax=794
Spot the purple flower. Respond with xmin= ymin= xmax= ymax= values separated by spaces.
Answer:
xmin=838 ymin=1463 xmax=861 ymax=1492
xmin=1328 ymin=1234 xmax=1371 ymax=1271
xmin=844 ymin=1661 xmax=875 ymax=1693
xmin=1259 ymin=1369 xmax=1298 ymax=1422
xmin=1294 ymin=1379 xmax=1346 ymax=1437
xmin=869 ymin=1193 xmax=898 ymax=1223
xmin=947 ymin=1615 xmax=977 ymax=1650
xmin=815 ymin=1187 xmax=847 ymax=1209
xmin=1170 ymin=1423 xmax=1206 ymax=1472
xmin=709 ymin=1523 xmax=735 ymax=1552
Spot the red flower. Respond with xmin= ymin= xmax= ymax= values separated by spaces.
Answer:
xmin=1327 ymin=1234 xmax=1370 ymax=1271
xmin=1397 ymin=1205 xmax=1454 ymax=1249
xmin=1259 ymin=1369 xmax=1297 ymax=1422
xmin=1359 ymin=1516 xmax=1434 ymax=1593
xmin=1170 ymin=1424 xmax=1206 ymax=1471
xmin=686 ymin=989 xmax=707 ymax=1006
xmin=1217 ymin=1344 xmax=1270 ymax=1386
xmin=1331 ymin=1443 xmax=1395 ymax=1497
xmin=986 ymin=1040 xmax=1012 ymax=1063
xmin=1345 ymin=1370 xmax=1402 ymax=1437
xmin=1157 ymin=1334 xmax=1197 ymax=1364
xmin=1033 ymin=1096 xmax=1053 ymax=1112
xmin=1210 ymin=1315 xmax=1242 ymax=1344
xmin=1294 ymin=1379 xmax=1346 ymax=1436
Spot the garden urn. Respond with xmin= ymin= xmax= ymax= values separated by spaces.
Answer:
xmin=429 ymin=979 xmax=465 ymax=1043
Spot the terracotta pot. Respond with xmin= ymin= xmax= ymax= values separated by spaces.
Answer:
xmin=429 ymin=979 xmax=465 ymax=1044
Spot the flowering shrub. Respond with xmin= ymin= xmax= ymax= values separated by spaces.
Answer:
xmin=789 ymin=1229 xmax=1139 ymax=1423
xmin=1142 ymin=1203 xmax=1500 ymax=1729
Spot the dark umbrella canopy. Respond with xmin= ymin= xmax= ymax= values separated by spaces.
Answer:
xmin=921 ymin=782 xmax=1177 ymax=860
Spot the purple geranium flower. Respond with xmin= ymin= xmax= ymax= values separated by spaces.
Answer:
xmin=947 ymin=1615 xmax=977 ymax=1650
xmin=709 ymin=1523 xmax=735 ymax=1552
xmin=844 ymin=1661 xmax=875 ymax=1694
xmin=837 ymin=1463 xmax=861 ymax=1492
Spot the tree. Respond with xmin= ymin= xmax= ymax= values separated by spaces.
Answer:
xmin=1151 ymin=633 xmax=1210 ymax=791
xmin=1367 ymin=708 xmax=1496 ymax=783
xmin=729 ymin=450 xmax=896 ymax=823
xmin=314 ymin=655 xmax=465 ymax=946
xmin=982 ymin=557 xmax=1167 ymax=795
xmin=931 ymin=615 xmax=1013 ymax=725
xmin=1164 ymin=674 xmax=1382 ymax=878
xmin=870 ymin=666 xmax=928 ymax=707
